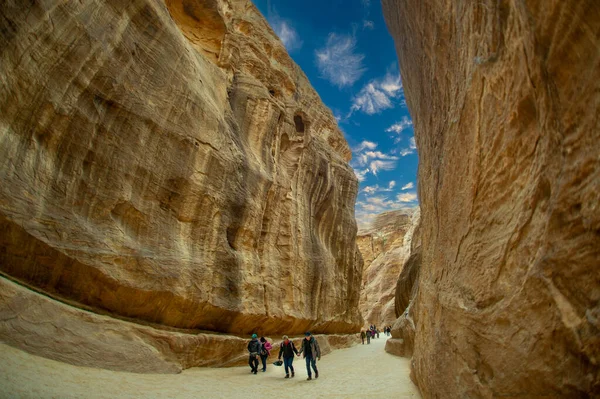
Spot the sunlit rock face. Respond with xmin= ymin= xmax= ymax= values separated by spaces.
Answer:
xmin=358 ymin=209 xmax=419 ymax=328
xmin=383 ymin=0 xmax=600 ymax=397
xmin=0 ymin=0 xmax=362 ymax=349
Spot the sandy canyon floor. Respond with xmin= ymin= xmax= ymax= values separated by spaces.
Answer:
xmin=0 ymin=335 xmax=420 ymax=398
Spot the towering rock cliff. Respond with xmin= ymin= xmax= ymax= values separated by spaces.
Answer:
xmin=358 ymin=209 xmax=419 ymax=327
xmin=0 ymin=0 xmax=362 ymax=362
xmin=383 ymin=0 xmax=600 ymax=397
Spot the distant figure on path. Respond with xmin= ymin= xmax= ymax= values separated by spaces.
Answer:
xmin=366 ymin=330 xmax=371 ymax=344
xmin=376 ymin=329 xmax=380 ymax=339
xmin=247 ymin=333 xmax=262 ymax=374
xmin=259 ymin=337 xmax=272 ymax=372
xmin=297 ymin=331 xmax=321 ymax=380
xmin=360 ymin=330 xmax=366 ymax=345
xmin=278 ymin=335 xmax=299 ymax=378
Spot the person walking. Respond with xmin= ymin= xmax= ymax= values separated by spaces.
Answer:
xmin=366 ymin=329 xmax=371 ymax=344
xmin=297 ymin=332 xmax=321 ymax=380
xmin=247 ymin=333 xmax=262 ymax=374
xmin=360 ymin=330 xmax=366 ymax=345
xmin=259 ymin=337 xmax=272 ymax=372
xmin=278 ymin=335 xmax=299 ymax=378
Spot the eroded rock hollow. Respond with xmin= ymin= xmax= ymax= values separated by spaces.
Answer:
xmin=0 ymin=0 xmax=362 ymax=353
xmin=383 ymin=0 xmax=600 ymax=397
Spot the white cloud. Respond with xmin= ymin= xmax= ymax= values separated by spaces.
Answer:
xmin=350 ymin=70 xmax=404 ymax=115
xmin=351 ymin=140 xmax=398 ymax=178
xmin=361 ymin=185 xmax=379 ymax=194
xmin=360 ymin=180 xmax=396 ymax=195
xmin=364 ymin=151 xmax=398 ymax=161
xmin=369 ymin=160 xmax=397 ymax=175
xmin=397 ymin=192 xmax=418 ymax=203
xmin=316 ymin=33 xmax=366 ymax=88
xmin=354 ymin=168 xmax=369 ymax=182
xmin=361 ymin=0 xmax=371 ymax=7
xmin=270 ymin=18 xmax=302 ymax=52
xmin=397 ymin=136 xmax=417 ymax=157
xmin=401 ymin=182 xmax=414 ymax=190
xmin=352 ymin=140 xmax=377 ymax=152
xmin=363 ymin=20 xmax=374 ymax=30
xmin=386 ymin=116 xmax=413 ymax=143
xmin=399 ymin=148 xmax=414 ymax=156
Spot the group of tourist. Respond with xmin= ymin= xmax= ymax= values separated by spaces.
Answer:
xmin=359 ymin=324 xmax=393 ymax=344
xmin=360 ymin=325 xmax=378 ymax=344
xmin=247 ymin=331 xmax=321 ymax=381
xmin=249 ymin=324 xmax=392 ymax=379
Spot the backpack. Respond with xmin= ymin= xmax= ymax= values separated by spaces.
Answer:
xmin=260 ymin=343 xmax=268 ymax=356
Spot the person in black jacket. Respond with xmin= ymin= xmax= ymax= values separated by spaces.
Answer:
xmin=247 ymin=333 xmax=262 ymax=374
xmin=278 ymin=335 xmax=299 ymax=378
xmin=297 ymin=332 xmax=321 ymax=380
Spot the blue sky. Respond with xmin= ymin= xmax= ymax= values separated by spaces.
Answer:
xmin=254 ymin=0 xmax=419 ymax=229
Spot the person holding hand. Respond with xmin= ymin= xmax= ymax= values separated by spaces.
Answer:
xmin=297 ymin=331 xmax=321 ymax=380
xmin=278 ymin=335 xmax=299 ymax=378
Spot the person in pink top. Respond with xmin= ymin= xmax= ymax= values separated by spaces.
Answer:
xmin=259 ymin=337 xmax=273 ymax=372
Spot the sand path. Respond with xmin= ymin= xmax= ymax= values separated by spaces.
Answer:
xmin=0 ymin=335 xmax=420 ymax=398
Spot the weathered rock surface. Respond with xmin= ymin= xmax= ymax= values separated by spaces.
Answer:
xmin=0 ymin=0 xmax=362 ymax=351
xmin=358 ymin=209 xmax=419 ymax=328
xmin=383 ymin=0 xmax=600 ymax=397
xmin=0 ymin=276 xmax=358 ymax=372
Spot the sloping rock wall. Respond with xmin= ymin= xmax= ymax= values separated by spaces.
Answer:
xmin=0 ymin=276 xmax=357 ymax=373
xmin=383 ymin=0 xmax=600 ymax=397
xmin=0 ymin=0 xmax=362 ymax=349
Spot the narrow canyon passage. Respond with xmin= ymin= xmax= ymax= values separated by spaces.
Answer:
xmin=0 ymin=337 xmax=419 ymax=399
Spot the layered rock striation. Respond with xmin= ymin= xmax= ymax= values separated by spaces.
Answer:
xmin=358 ymin=209 xmax=419 ymax=328
xmin=383 ymin=0 xmax=600 ymax=397
xmin=0 ymin=0 xmax=362 ymax=360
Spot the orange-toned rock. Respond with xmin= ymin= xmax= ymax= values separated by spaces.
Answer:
xmin=0 ymin=0 xmax=361 ymax=341
xmin=358 ymin=209 xmax=419 ymax=328
xmin=0 ymin=276 xmax=358 ymax=372
xmin=383 ymin=0 xmax=600 ymax=397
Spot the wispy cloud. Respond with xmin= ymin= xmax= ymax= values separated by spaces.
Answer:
xmin=351 ymin=140 xmax=399 ymax=179
xmin=369 ymin=160 xmax=396 ymax=175
xmin=316 ymin=33 xmax=366 ymax=88
xmin=354 ymin=168 xmax=369 ymax=182
xmin=363 ymin=20 xmax=374 ymax=30
xmin=401 ymin=182 xmax=414 ymax=190
xmin=397 ymin=192 xmax=418 ymax=202
xmin=270 ymin=16 xmax=303 ymax=52
xmin=349 ymin=70 xmax=404 ymax=115
xmin=361 ymin=180 xmax=396 ymax=195
xmin=397 ymin=136 xmax=418 ymax=156
xmin=386 ymin=116 xmax=413 ymax=143
xmin=352 ymin=140 xmax=378 ymax=152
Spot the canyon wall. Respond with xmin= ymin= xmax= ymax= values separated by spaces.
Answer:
xmin=358 ymin=209 xmax=419 ymax=328
xmin=383 ymin=0 xmax=600 ymax=397
xmin=0 ymin=0 xmax=362 ymax=368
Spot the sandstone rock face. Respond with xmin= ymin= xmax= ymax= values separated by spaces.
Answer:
xmin=383 ymin=0 xmax=600 ymax=397
xmin=0 ymin=0 xmax=362 ymax=346
xmin=0 ymin=276 xmax=357 ymax=373
xmin=358 ymin=209 xmax=419 ymax=328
